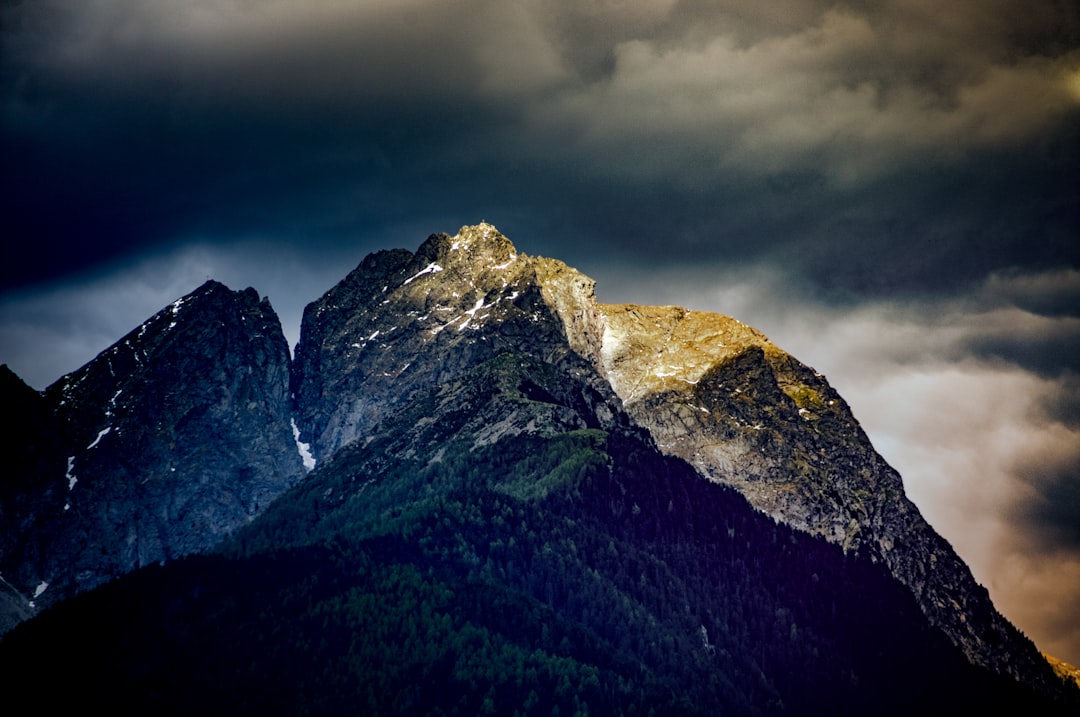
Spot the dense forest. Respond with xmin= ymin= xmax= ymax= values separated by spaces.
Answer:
xmin=1 ymin=413 xmax=1067 ymax=715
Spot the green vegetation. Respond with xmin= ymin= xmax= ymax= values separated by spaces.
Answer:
xmin=1 ymin=350 xmax=1070 ymax=715
xmin=3 ymin=421 xmax=1061 ymax=715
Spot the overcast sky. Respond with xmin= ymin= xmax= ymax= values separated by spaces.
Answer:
xmin=2 ymin=0 xmax=1078 ymax=665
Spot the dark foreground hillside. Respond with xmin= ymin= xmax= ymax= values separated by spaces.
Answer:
xmin=1 ymin=410 xmax=1067 ymax=715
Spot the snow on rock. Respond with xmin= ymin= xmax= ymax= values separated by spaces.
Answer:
xmin=491 ymin=253 xmax=517 ymax=270
xmin=86 ymin=426 xmax=111 ymax=450
xmin=291 ymin=419 xmax=316 ymax=472
xmin=65 ymin=456 xmax=77 ymax=491
xmin=457 ymin=298 xmax=488 ymax=331
xmin=167 ymin=296 xmax=186 ymax=330
xmin=403 ymin=262 xmax=443 ymax=286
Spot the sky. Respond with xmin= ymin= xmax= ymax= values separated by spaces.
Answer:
xmin=1 ymin=0 xmax=1078 ymax=664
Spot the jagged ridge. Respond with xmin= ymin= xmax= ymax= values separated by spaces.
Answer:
xmin=288 ymin=223 xmax=1061 ymax=694
xmin=1 ymin=222 xmax=1073 ymax=706
xmin=595 ymin=302 xmax=1053 ymax=690
xmin=291 ymin=222 xmax=613 ymax=463
xmin=0 ymin=281 xmax=305 ymax=618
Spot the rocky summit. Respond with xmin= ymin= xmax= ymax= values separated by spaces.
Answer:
xmin=291 ymin=223 xmax=611 ymax=463
xmin=291 ymin=223 xmax=1057 ymax=692
xmin=1 ymin=223 xmax=1076 ymax=713
xmin=0 ymin=281 xmax=305 ymax=624
xmin=596 ymin=304 xmax=1045 ymax=685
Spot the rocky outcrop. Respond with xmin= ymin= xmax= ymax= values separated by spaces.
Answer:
xmin=594 ymin=303 xmax=1056 ymax=690
xmin=1 ymin=222 xmax=1066 ymax=700
xmin=288 ymin=223 xmax=1058 ymax=694
xmin=0 ymin=281 xmax=306 ymax=621
xmin=291 ymin=222 xmax=622 ymax=464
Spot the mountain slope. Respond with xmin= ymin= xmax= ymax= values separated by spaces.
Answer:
xmin=0 ymin=281 xmax=305 ymax=620
xmin=284 ymin=223 xmax=1066 ymax=699
xmin=595 ymin=302 xmax=1052 ymax=688
xmin=291 ymin=223 xmax=612 ymax=464
xmin=2 ymin=346 xmax=1065 ymax=715
xmin=1 ymin=223 xmax=1075 ymax=712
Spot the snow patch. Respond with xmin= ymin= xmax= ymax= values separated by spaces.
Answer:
xmin=87 ymin=426 xmax=112 ymax=450
xmin=402 ymin=262 xmax=443 ymax=286
xmin=350 ymin=330 xmax=383 ymax=351
xmin=291 ymin=419 xmax=316 ymax=472
xmin=491 ymin=253 xmax=517 ymax=270
xmin=457 ymin=297 xmax=488 ymax=331
xmin=33 ymin=581 xmax=48 ymax=598
xmin=105 ymin=388 xmax=123 ymax=418
xmin=66 ymin=456 xmax=77 ymax=491
xmin=167 ymin=296 xmax=185 ymax=330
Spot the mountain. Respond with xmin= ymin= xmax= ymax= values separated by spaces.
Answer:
xmin=1 ymin=224 xmax=1076 ymax=713
xmin=0 ymin=281 xmax=306 ymax=623
xmin=596 ymin=305 xmax=1046 ymax=684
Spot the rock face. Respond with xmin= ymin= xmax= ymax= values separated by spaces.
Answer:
xmin=0 ymin=365 xmax=57 ymax=633
xmin=289 ymin=223 xmax=1054 ymax=693
xmin=0 ymin=223 xmax=1067 ymax=703
xmin=0 ymin=281 xmax=305 ymax=619
xmin=291 ymin=223 xmax=619 ymax=465
xmin=595 ymin=304 xmax=1051 ymax=688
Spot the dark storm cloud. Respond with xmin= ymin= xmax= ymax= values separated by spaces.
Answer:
xmin=0 ymin=0 xmax=565 ymax=286
xmin=3 ymin=0 xmax=1078 ymax=295
xmin=1011 ymin=438 xmax=1080 ymax=551
xmin=963 ymin=316 xmax=1080 ymax=378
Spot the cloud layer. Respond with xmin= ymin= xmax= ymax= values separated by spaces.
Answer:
xmin=3 ymin=1 xmax=1077 ymax=292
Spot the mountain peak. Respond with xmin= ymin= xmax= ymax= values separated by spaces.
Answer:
xmin=4 ymin=223 xmax=1071 ymax=707
xmin=291 ymin=222 xmax=611 ymax=461
xmin=2 ymin=280 xmax=304 ymax=615
xmin=402 ymin=223 xmax=522 ymax=294
xmin=290 ymin=224 xmax=1065 ymax=693
xmin=418 ymin=222 xmax=519 ymax=267
xmin=598 ymin=303 xmax=776 ymax=405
